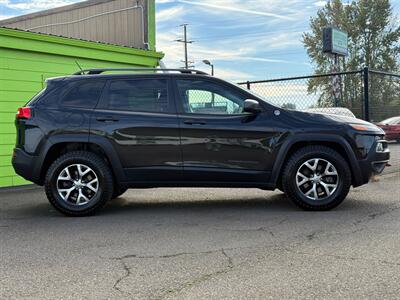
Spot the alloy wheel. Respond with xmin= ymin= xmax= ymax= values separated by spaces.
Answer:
xmin=56 ymin=164 xmax=99 ymax=206
xmin=296 ymin=158 xmax=339 ymax=201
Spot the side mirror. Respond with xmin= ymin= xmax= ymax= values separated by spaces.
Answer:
xmin=243 ymin=99 xmax=262 ymax=114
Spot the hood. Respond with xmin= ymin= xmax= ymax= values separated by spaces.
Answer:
xmin=283 ymin=110 xmax=384 ymax=133
xmin=318 ymin=112 xmax=369 ymax=125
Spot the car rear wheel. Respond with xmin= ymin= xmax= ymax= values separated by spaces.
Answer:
xmin=45 ymin=151 xmax=114 ymax=216
xmin=282 ymin=146 xmax=351 ymax=211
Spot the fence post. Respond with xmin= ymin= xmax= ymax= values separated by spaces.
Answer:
xmin=363 ymin=67 xmax=370 ymax=121
xmin=246 ymin=81 xmax=251 ymax=90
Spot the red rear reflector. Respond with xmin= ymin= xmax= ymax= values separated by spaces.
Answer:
xmin=16 ymin=107 xmax=31 ymax=119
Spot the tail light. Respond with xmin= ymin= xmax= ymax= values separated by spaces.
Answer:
xmin=16 ymin=107 xmax=31 ymax=119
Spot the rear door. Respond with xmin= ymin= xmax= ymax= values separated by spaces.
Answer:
xmin=91 ymin=76 xmax=182 ymax=182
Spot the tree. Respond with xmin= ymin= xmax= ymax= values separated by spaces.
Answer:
xmin=302 ymin=0 xmax=400 ymax=120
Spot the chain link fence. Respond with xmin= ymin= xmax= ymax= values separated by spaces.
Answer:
xmin=238 ymin=68 xmax=400 ymax=174
xmin=368 ymin=70 xmax=400 ymax=122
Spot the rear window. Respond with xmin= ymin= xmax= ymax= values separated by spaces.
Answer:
xmin=26 ymin=80 xmax=60 ymax=106
xmin=106 ymin=79 xmax=170 ymax=113
xmin=60 ymin=81 xmax=105 ymax=109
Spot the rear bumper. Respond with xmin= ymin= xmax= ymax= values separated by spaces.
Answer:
xmin=355 ymin=140 xmax=390 ymax=186
xmin=12 ymin=148 xmax=42 ymax=185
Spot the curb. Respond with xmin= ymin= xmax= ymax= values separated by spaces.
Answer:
xmin=0 ymin=184 xmax=40 ymax=193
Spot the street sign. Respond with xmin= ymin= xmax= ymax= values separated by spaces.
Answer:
xmin=323 ymin=27 xmax=348 ymax=56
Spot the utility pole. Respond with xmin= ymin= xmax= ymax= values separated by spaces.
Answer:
xmin=175 ymin=24 xmax=194 ymax=69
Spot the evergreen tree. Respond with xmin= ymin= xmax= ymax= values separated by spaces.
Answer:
xmin=302 ymin=0 xmax=399 ymax=120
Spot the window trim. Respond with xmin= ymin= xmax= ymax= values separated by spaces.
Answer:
xmin=172 ymin=75 xmax=266 ymax=116
xmin=96 ymin=77 xmax=174 ymax=114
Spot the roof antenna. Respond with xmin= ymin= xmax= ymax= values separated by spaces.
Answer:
xmin=75 ymin=60 xmax=83 ymax=72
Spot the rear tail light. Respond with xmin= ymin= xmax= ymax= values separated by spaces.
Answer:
xmin=16 ymin=107 xmax=31 ymax=119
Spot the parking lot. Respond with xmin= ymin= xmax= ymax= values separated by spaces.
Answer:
xmin=1 ymin=169 xmax=399 ymax=299
xmin=385 ymin=142 xmax=400 ymax=174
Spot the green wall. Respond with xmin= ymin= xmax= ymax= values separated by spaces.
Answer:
xmin=0 ymin=28 xmax=163 ymax=187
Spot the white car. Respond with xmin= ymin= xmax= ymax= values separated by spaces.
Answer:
xmin=304 ymin=107 xmax=356 ymax=118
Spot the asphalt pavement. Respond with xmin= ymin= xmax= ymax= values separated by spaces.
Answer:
xmin=1 ymin=172 xmax=400 ymax=299
xmin=386 ymin=142 xmax=400 ymax=174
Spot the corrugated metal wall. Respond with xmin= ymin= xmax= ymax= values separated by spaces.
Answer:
xmin=0 ymin=27 xmax=162 ymax=187
xmin=0 ymin=0 xmax=149 ymax=49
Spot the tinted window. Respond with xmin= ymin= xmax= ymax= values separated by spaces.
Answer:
xmin=33 ymin=81 xmax=65 ymax=107
xmin=176 ymin=79 xmax=246 ymax=115
xmin=107 ymin=79 xmax=169 ymax=113
xmin=60 ymin=81 xmax=105 ymax=109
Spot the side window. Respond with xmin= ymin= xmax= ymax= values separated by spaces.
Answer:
xmin=176 ymin=79 xmax=246 ymax=115
xmin=60 ymin=81 xmax=105 ymax=109
xmin=107 ymin=79 xmax=169 ymax=113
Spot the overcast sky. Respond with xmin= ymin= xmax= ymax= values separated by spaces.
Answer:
xmin=1 ymin=0 xmax=399 ymax=81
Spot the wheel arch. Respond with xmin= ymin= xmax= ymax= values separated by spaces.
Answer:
xmin=271 ymin=134 xmax=362 ymax=189
xmin=39 ymin=135 xmax=126 ymax=185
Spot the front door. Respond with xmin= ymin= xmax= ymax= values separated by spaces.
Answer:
xmin=91 ymin=77 xmax=182 ymax=182
xmin=174 ymin=77 xmax=276 ymax=183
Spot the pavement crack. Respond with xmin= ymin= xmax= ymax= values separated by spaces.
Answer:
xmin=109 ymin=248 xmax=235 ymax=297
xmin=112 ymin=256 xmax=133 ymax=297
xmin=108 ymin=244 xmax=276 ymax=298
xmin=213 ymin=217 xmax=288 ymax=234
xmin=306 ymin=231 xmax=319 ymax=241
xmin=221 ymin=248 xmax=234 ymax=268
xmin=157 ymin=248 xmax=236 ymax=300
xmin=353 ymin=205 xmax=400 ymax=226
xmin=283 ymin=247 xmax=400 ymax=268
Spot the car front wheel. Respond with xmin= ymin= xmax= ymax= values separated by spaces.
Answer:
xmin=44 ymin=151 xmax=114 ymax=216
xmin=282 ymin=146 xmax=352 ymax=211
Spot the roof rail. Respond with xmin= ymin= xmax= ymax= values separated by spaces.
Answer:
xmin=72 ymin=68 xmax=208 ymax=76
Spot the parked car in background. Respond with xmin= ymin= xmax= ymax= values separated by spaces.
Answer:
xmin=303 ymin=107 xmax=356 ymax=118
xmin=377 ymin=116 xmax=400 ymax=142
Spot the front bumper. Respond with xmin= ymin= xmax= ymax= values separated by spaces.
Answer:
xmin=357 ymin=140 xmax=390 ymax=185
xmin=12 ymin=148 xmax=42 ymax=185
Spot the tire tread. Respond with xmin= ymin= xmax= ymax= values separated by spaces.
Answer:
xmin=282 ymin=145 xmax=351 ymax=211
xmin=44 ymin=151 xmax=114 ymax=216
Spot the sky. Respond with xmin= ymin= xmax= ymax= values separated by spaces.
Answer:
xmin=1 ymin=0 xmax=399 ymax=82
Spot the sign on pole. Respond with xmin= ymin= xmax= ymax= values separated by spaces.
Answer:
xmin=323 ymin=27 xmax=348 ymax=56
xmin=323 ymin=27 xmax=348 ymax=106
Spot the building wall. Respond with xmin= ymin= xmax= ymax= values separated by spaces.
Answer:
xmin=0 ymin=0 xmax=155 ymax=50
xmin=0 ymin=27 xmax=163 ymax=187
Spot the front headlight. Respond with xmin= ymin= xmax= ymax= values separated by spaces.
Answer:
xmin=349 ymin=123 xmax=383 ymax=133
xmin=376 ymin=142 xmax=385 ymax=152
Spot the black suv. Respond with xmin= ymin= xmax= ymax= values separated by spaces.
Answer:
xmin=12 ymin=68 xmax=390 ymax=216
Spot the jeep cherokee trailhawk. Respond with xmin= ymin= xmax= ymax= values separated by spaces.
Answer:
xmin=12 ymin=68 xmax=390 ymax=216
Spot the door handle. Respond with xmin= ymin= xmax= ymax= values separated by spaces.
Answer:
xmin=183 ymin=120 xmax=206 ymax=125
xmin=96 ymin=116 xmax=119 ymax=122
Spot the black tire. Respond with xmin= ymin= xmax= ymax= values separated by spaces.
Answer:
xmin=282 ymin=145 xmax=351 ymax=211
xmin=112 ymin=187 xmax=128 ymax=199
xmin=44 ymin=151 xmax=114 ymax=216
